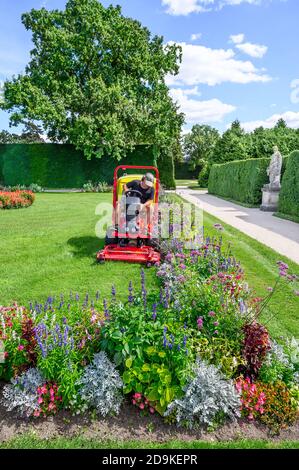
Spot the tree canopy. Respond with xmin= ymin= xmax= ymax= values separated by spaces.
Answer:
xmin=183 ymin=124 xmax=220 ymax=170
xmin=0 ymin=0 xmax=183 ymax=159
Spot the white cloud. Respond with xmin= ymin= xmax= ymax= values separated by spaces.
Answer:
xmin=169 ymin=87 xmax=236 ymax=123
xmin=162 ymin=0 xmax=273 ymax=15
xmin=220 ymin=0 xmax=262 ymax=6
xmin=290 ymin=79 xmax=299 ymax=104
xmin=161 ymin=0 xmax=210 ymax=15
xmin=166 ymin=42 xmax=271 ymax=86
xmin=241 ymin=111 xmax=299 ymax=132
xmin=183 ymin=86 xmax=202 ymax=96
xmin=190 ymin=33 xmax=202 ymax=41
xmin=230 ymin=33 xmax=245 ymax=44
xmin=236 ymin=42 xmax=268 ymax=58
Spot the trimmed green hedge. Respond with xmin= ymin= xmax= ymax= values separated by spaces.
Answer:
xmin=208 ymin=157 xmax=289 ymax=206
xmin=0 ymin=144 xmax=175 ymax=189
xmin=278 ymin=150 xmax=299 ymax=219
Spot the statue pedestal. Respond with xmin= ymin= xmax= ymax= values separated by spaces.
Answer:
xmin=260 ymin=185 xmax=280 ymax=212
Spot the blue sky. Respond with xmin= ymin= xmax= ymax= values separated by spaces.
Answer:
xmin=0 ymin=0 xmax=298 ymax=134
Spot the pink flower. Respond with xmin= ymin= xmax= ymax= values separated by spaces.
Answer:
xmin=38 ymin=397 xmax=43 ymax=404
xmin=33 ymin=410 xmax=40 ymax=417
xmin=213 ymin=321 xmax=219 ymax=327
xmin=132 ymin=399 xmax=136 ymax=405
xmin=48 ymin=402 xmax=56 ymax=411
xmin=17 ymin=344 xmax=25 ymax=351
xmin=208 ymin=311 xmax=216 ymax=317
xmin=4 ymin=352 xmax=9 ymax=359
xmin=134 ymin=393 xmax=142 ymax=399
xmin=149 ymin=407 xmax=155 ymax=414
xmin=139 ymin=403 xmax=145 ymax=410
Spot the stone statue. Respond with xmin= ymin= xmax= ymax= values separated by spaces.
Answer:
xmin=266 ymin=146 xmax=283 ymax=190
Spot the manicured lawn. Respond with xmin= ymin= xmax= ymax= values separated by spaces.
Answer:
xmin=1 ymin=193 xmax=298 ymax=338
xmin=1 ymin=435 xmax=298 ymax=449
xmin=175 ymin=179 xmax=204 ymax=189
xmin=0 ymin=193 xmax=158 ymax=305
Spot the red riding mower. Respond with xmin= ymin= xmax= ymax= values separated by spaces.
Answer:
xmin=96 ymin=165 xmax=161 ymax=265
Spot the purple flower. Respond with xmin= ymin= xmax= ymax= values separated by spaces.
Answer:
xmin=75 ymin=293 xmax=79 ymax=301
xmin=213 ymin=321 xmax=219 ymax=327
xmin=197 ymin=317 xmax=203 ymax=329
xmin=103 ymin=299 xmax=109 ymax=317
xmin=111 ymin=285 xmax=116 ymax=300
xmin=214 ymin=330 xmax=219 ymax=335
xmin=277 ymin=261 xmax=289 ymax=271
xmin=267 ymin=287 xmax=273 ymax=292
xmin=208 ymin=311 xmax=216 ymax=317
xmin=96 ymin=290 xmax=100 ymax=300
xmin=152 ymin=303 xmax=157 ymax=320
xmin=279 ymin=271 xmax=287 ymax=277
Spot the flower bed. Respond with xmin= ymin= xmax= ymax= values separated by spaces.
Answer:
xmin=0 ymin=190 xmax=35 ymax=209
xmin=0 ymin=237 xmax=298 ymax=434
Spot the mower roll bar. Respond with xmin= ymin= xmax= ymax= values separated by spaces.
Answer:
xmin=113 ymin=165 xmax=160 ymax=207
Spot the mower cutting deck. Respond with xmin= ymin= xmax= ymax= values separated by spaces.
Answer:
xmin=97 ymin=245 xmax=160 ymax=264
xmin=96 ymin=165 xmax=161 ymax=265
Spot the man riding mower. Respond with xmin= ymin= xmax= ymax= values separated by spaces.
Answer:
xmin=96 ymin=165 xmax=161 ymax=264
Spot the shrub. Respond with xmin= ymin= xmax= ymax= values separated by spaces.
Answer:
xmin=82 ymin=181 xmax=112 ymax=193
xmin=236 ymin=377 xmax=266 ymax=421
xmin=208 ymin=158 xmax=269 ymax=205
xmin=259 ymin=340 xmax=298 ymax=386
xmin=2 ymin=368 xmax=44 ymax=417
xmin=208 ymin=156 xmax=288 ymax=206
xmin=198 ymin=164 xmax=210 ymax=187
xmin=237 ymin=376 xmax=298 ymax=433
xmin=0 ymin=190 xmax=35 ymax=209
xmin=101 ymin=295 xmax=192 ymax=415
xmin=164 ymin=359 xmax=240 ymax=428
xmin=241 ymin=321 xmax=271 ymax=379
xmin=278 ymin=150 xmax=299 ymax=218
xmin=76 ymin=352 xmax=123 ymax=417
xmin=0 ymin=304 xmax=35 ymax=380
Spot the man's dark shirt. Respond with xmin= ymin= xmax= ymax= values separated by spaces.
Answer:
xmin=126 ymin=180 xmax=154 ymax=204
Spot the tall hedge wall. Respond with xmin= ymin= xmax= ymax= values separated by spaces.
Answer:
xmin=0 ymin=144 xmax=175 ymax=189
xmin=208 ymin=156 xmax=289 ymax=206
xmin=278 ymin=150 xmax=299 ymax=218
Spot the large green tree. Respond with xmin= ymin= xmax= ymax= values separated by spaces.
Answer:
xmin=0 ymin=0 xmax=183 ymax=159
xmin=212 ymin=120 xmax=249 ymax=164
xmin=183 ymin=124 xmax=220 ymax=170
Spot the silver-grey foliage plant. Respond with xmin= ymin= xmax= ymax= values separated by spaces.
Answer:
xmin=2 ymin=368 xmax=44 ymax=417
xmin=164 ymin=359 xmax=240 ymax=428
xmin=76 ymin=352 xmax=123 ymax=417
